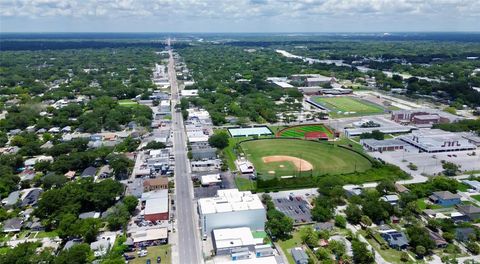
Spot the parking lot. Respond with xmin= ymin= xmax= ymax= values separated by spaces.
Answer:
xmin=370 ymin=146 xmax=480 ymax=176
xmin=273 ymin=196 xmax=312 ymax=224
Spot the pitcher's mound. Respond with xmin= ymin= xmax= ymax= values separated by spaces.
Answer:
xmin=262 ymin=155 xmax=313 ymax=171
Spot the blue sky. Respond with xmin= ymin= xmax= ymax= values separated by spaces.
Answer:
xmin=1 ymin=0 xmax=479 ymax=32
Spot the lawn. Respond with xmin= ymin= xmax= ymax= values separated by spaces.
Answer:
xmin=235 ymin=177 xmax=256 ymax=191
xmin=278 ymin=230 xmax=303 ymax=264
xmin=240 ymin=139 xmax=371 ymax=178
xmin=130 ymin=245 xmax=171 ymax=264
xmin=311 ymin=96 xmax=385 ymax=117
xmin=458 ymin=183 xmax=471 ymax=192
xmin=472 ymin=195 xmax=480 ymax=202
xmin=118 ymin=99 xmax=139 ymax=107
xmin=277 ymin=124 xmax=334 ymax=139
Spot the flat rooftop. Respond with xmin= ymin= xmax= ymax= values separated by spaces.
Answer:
xmin=198 ymin=189 xmax=265 ymax=215
xmin=228 ymin=126 xmax=273 ymax=137
xmin=213 ymin=227 xmax=257 ymax=249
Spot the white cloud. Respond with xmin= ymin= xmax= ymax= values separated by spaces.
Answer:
xmin=0 ymin=0 xmax=478 ymax=31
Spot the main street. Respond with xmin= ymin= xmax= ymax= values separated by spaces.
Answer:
xmin=168 ymin=48 xmax=203 ymax=264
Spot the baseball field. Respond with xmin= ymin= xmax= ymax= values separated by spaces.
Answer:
xmin=240 ymin=139 xmax=371 ymax=178
xmin=311 ymin=96 xmax=384 ymax=116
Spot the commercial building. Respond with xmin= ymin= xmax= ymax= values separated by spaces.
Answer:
xmin=201 ymin=174 xmax=222 ymax=186
xmin=130 ymin=227 xmax=168 ymax=246
xmin=360 ymin=139 xmax=406 ymax=152
xmin=398 ymin=129 xmax=476 ymax=153
xmin=142 ymin=189 xmax=169 ymax=222
xmin=198 ymin=189 xmax=266 ymax=237
xmin=391 ymin=109 xmax=462 ymax=126
xmin=213 ymin=227 xmax=262 ymax=255
xmin=143 ymin=177 xmax=169 ymax=192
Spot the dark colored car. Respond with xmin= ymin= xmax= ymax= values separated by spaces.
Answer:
xmin=146 ymin=259 xmax=151 ymax=264
xmin=157 ymin=256 xmax=162 ymax=263
xmin=124 ymin=254 xmax=136 ymax=260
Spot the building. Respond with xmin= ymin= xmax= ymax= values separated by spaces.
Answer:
xmin=213 ymin=227 xmax=261 ymax=255
xmin=361 ymin=139 xmax=406 ymax=152
xmin=20 ymin=188 xmax=43 ymax=207
xmin=81 ymin=166 xmax=97 ymax=178
xmin=201 ymin=174 xmax=222 ymax=187
xmin=455 ymin=227 xmax=475 ymax=242
xmin=291 ymin=248 xmax=309 ymax=264
xmin=2 ymin=218 xmax=23 ymax=233
xmin=380 ymin=194 xmax=400 ymax=206
xmin=398 ymin=129 xmax=476 ymax=153
xmin=427 ymin=229 xmax=448 ymax=248
xmin=79 ymin=211 xmax=101 ymax=219
xmin=130 ymin=227 xmax=168 ymax=246
xmin=463 ymin=180 xmax=480 ymax=192
xmin=379 ymin=229 xmax=409 ymax=250
xmin=143 ymin=177 xmax=168 ymax=192
xmin=456 ymin=205 xmax=480 ymax=221
xmin=191 ymin=145 xmax=217 ymax=160
xmin=391 ymin=109 xmax=462 ymax=126
xmin=198 ymin=189 xmax=266 ymax=237
xmin=429 ymin=191 xmax=461 ymax=207
xmin=180 ymin=89 xmax=198 ymax=97
xmin=314 ymin=222 xmax=334 ymax=232
xmin=142 ymin=189 xmax=169 ymax=222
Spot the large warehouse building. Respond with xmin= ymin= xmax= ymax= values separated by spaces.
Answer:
xmin=198 ymin=189 xmax=266 ymax=237
xmin=398 ymin=129 xmax=476 ymax=153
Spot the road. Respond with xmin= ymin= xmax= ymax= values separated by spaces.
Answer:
xmin=168 ymin=49 xmax=203 ymax=264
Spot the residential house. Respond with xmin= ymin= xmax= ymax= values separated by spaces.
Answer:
xmin=21 ymin=188 xmax=43 ymax=207
xmin=427 ymin=229 xmax=448 ymax=248
xmin=291 ymin=248 xmax=309 ymax=264
xmin=2 ymin=218 xmax=23 ymax=233
xmin=380 ymin=194 xmax=400 ymax=206
xmin=2 ymin=190 xmax=20 ymax=207
xmin=314 ymin=222 xmax=335 ymax=232
xmin=455 ymin=227 xmax=475 ymax=242
xmin=456 ymin=205 xmax=480 ymax=221
xmin=81 ymin=166 xmax=97 ymax=178
xmin=379 ymin=230 xmax=409 ymax=250
xmin=79 ymin=211 xmax=101 ymax=219
xmin=429 ymin=191 xmax=461 ymax=207
xmin=395 ymin=183 xmax=409 ymax=193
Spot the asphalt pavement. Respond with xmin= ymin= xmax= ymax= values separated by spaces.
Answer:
xmin=168 ymin=49 xmax=203 ymax=264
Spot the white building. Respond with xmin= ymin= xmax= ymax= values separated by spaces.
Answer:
xmin=198 ymin=189 xmax=266 ymax=237
xmin=213 ymin=227 xmax=262 ymax=255
xmin=398 ymin=129 xmax=476 ymax=153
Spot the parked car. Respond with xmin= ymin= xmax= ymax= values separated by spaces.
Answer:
xmin=146 ymin=259 xmax=151 ymax=264
xmin=124 ymin=254 xmax=136 ymax=260
xmin=157 ymin=256 xmax=162 ymax=263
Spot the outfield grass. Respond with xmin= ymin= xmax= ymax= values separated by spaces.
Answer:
xmin=312 ymin=96 xmax=384 ymax=117
xmin=240 ymin=139 xmax=371 ymax=178
xmin=278 ymin=124 xmax=333 ymax=139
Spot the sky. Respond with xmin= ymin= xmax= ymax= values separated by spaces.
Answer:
xmin=0 ymin=0 xmax=479 ymax=33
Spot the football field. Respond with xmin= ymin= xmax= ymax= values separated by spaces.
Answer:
xmin=312 ymin=96 xmax=384 ymax=116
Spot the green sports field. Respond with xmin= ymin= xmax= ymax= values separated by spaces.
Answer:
xmin=240 ymin=139 xmax=371 ymax=178
xmin=278 ymin=124 xmax=333 ymax=139
xmin=118 ymin=99 xmax=139 ymax=107
xmin=312 ymin=96 xmax=384 ymax=116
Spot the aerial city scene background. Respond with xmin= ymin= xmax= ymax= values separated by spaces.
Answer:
xmin=1 ymin=1 xmax=480 ymax=264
